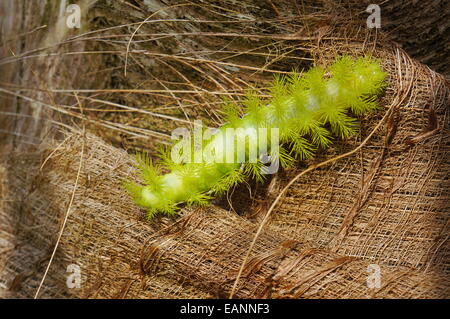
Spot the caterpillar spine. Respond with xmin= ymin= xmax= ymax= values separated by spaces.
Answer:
xmin=125 ymin=56 xmax=387 ymax=218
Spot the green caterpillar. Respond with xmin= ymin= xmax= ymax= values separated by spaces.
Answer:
xmin=125 ymin=56 xmax=387 ymax=218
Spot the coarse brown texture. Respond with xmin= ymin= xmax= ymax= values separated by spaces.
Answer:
xmin=0 ymin=0 xmax=449 ymax=299
xmin=0 ymin=0 xmax=104 ymax=150
xmin=0 ymin=133 xmax=212 ymax=298
xmin=142 ymin=207 xmax=449 ymax=298
xmin=342 ymin=0 xmax=450 ymax=78
xmin=254 ymin=44 xmax=450 ymax=275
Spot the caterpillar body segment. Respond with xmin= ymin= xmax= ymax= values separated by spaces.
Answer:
xmin=125 ymin=56 xmax=387 ymax=218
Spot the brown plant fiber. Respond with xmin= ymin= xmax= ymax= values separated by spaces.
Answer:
xmin=0 ymin=0 xmax=449 ymax=299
